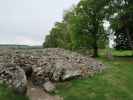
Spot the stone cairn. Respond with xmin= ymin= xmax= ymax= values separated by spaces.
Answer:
xmin=0 ymin=48 xmax=104 ymax=94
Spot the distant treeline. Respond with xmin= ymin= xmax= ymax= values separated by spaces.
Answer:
xmin=0 ymin=45 xmax=42 ymax=49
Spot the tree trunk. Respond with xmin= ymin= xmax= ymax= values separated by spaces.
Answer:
xmin=93 ymin=45 xmax=98 ymax=57
xmin=92 ymin=38 xmax=98 ymax=57
xmin=92 ymin=17 xmax=99 ymax=57
xmin=125 ymin=28 xmax=133 ymax=50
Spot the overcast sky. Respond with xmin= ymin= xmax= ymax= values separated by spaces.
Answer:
xmin=0 ymin=0 xmax=79 ymax=46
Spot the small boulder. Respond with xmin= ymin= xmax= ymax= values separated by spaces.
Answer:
xmin=62 ymin=69 xmax=81 ymax=80
xmin=43 ymin=81 xmax=56 ymax=93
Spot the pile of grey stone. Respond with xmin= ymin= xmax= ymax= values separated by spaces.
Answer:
xmin=0 ymin=48 xmax=104 ymax=94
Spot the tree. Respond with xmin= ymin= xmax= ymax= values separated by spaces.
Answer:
xmin=64 ymin=7 xmax=93 ymax=50
xmin=74 ymin=0 xmax=108 ymax=57
xmin=43 ymin=21 xmax=72 ymax=49
xmin=109 ymin=0 xmax=133 ymax=50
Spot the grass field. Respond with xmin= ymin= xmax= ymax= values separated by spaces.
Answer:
xmin=54 ymin=50 xmax=133 ymax=100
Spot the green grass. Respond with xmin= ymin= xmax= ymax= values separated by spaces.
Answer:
xmin=54 ymin=50 xmax=133 ymax=100
xmin=100 ymin=49 xmax=133 ymax=57
xmin=0 ymin=84 xmax=29 ymax=100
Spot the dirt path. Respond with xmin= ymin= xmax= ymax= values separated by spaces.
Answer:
xmin=27 ymin=81 xmax=63 ymax=100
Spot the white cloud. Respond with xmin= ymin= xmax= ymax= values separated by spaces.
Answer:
xmin=15 ymin=36 xmax=42 ymax=46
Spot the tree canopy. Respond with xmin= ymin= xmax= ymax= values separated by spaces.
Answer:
xmin=43 ymin=0 xmax=133 ymax=57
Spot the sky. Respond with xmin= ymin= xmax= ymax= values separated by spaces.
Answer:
xmin=0 ymin=0 xmax=80 ymax=46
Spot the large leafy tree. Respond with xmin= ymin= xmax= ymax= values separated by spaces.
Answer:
xmin=73 ymin=0 xmax=108 ymax=57
xmin=64 ymin=7 xmax=93 ymax=50
xmin=109 ymin=0 xmax=133 ymax=50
